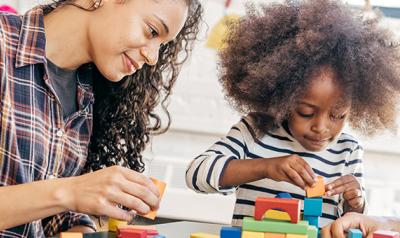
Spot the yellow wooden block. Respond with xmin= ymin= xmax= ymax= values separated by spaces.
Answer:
xmin=190 ymin=233 xmax=219 ymax=238
xmin=264 ymin=209 xmax=291 ymax=221
xmin=306 ymin=176 xmax=325 ymax=198
xmin=265 ymin=232 xmax=286 ymax=238
xmin=59 ymin=232 xmax=83 ymax=238
xmin=108 ymin=218 xmax=127 ymax=232
xmin=286 ymin=234 xmax=307 ymax=238
xmin=242 ymin=231 xmax=265 ymax=238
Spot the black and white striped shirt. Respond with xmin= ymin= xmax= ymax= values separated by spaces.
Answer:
xmin=186 ymin=117 xmax=366 ymax=227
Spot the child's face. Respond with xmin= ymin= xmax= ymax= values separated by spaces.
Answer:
xmin=288 ymin=67 xmax=350 ymax=152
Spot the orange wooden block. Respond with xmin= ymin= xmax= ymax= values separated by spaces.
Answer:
xmin=60 ymin=232 xmax=83 ymax=238
xmin=254 ymin=197 xmax=300 ymax=223
xmin=265 ymin=232 xmax=286 ymax=238
xmin=140 ymin=177 xmax=166 ymax=220
xmin=306 ymin=176 xmax=325 ymax=198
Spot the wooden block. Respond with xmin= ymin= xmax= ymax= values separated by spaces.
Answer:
xmin=117 ymin=229 xmax=147 ymax=238
xmin=242 ymin=231 xmax=264 ymax=238
xmin=307 ymin=225 xmax=318 ymax=238
xmin=264 ymin=209 xmax=291 ymax=222
xmin=254 ymin=197 xmax=300 ymax=223
xmin=141 ymin=177 xmax=167 ymax=220
xmin=303 ymin=198 xmax=323 ymax=216
xmin=286 ymin=234 xmax=307 ymax=238
xmin=118 ymin=225 xmax=158 ymax=236
xmin=109 ymin=218 xmax=128 ymax=232
xmin=190 ymin=233 xmax=219 ymax=238
xmin=152 ymin=236 xmax=166 ymax=238
xmin=348 ymin=229 xmax=362 ymax=238
xmin=373 ymin=230 xmax=400 ymax=238
xmin=276 ymin=193 xmax=293 ymax=199
xmin=220 ymin=226 xmax=241 ymax=238
xmin=242 ymin=217 xmax=309 ymax=234
xmin=306 ymin=176 xmax=325 ymax=198
xmin=59 ymin=232 xmax=83 ymax=238
xmin=303 ymin=215 xmax=319 ymax=228
xmin=264 ymin=232 xmax=286 ymax=238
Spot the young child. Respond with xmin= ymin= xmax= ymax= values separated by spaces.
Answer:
xmin=186 ymin=0 xmax=400 ymax=227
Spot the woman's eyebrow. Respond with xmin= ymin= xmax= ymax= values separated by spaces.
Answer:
xmin=153 ymin=14 xmax=169 ymax=34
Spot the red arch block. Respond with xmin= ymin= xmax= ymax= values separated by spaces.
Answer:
xmin=254 ymin=197 xmax=300 ymax=223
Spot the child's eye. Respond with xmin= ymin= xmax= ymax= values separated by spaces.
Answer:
xmin=148 ymin=25 xmax=159 ymax=38
xmin=297 ymin=111 xmax=314 ymax=118
xmin=331 ymin=114 xmax=346 ymax=120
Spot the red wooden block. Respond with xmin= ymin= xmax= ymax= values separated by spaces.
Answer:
xmin=117 ymin=229 xmax=147 ymax=238
xmin=254 ymin=197 xmax=300 ymax=223
xmin=373 ymin=230 xmax=400 ymax=238
xmin=118 ymin=226 xmax=158 ymax=236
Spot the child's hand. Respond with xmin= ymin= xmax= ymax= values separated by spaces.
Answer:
xmin=264 ymin=155 xmax=317 ymax=189
xmin=325 ymin=175 xmax=364 ymax=212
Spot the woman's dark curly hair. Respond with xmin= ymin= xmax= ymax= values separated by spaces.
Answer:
xmin=43 ymin=0 xmax=203 ymax=172
xmin=219 ymin=0 xmax=400 ymax=137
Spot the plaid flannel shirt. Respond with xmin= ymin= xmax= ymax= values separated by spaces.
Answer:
xmin=0 ymin=6 xmax=96 ymax=237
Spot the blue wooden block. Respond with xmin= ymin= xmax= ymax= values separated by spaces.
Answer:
xmin=153 ymin=236 xmax=166 ymax=238
xmin=304 ymin=198 xmax=322 ymax=216
xmin=220 ymin=226 xmax=241 ymax=238
xmin=304 ymin=215 xmax=319 ymax=228
xmin=348 ymin=229 xmax=362 ymax=238
xmin=276 ymin=192 xmax=293 ymax=199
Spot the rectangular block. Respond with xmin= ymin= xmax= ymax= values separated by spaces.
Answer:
xmin=286 ymin=234 xmax=307 ymax=238
xmin=303 ymin=198 xmax=323 ymax=216
xmin=117 ymin=229 xmax=147 ymax=238
xmin=190 ymin=233 xmax=219 ymax=238
xmin=348 ymin=229 xmax=362 ymax=238
xmin=307 ymin=226 xmax=318 ymax=238
xmin=118 ymin=225 xmax=158 ymax=235
xmin=60 ymin=232 xmax=83 ymax=238
xmin=264 ymin=232 xmax=286 ymax=238
xmin=220 ymin=226 xmax=241 ymax=238
xmin=108 ymin=218 xmax=128 ymax=232
xmin=303 ymin=215 xmax=319 ymax=228
xmin=242 ymin=231 xmax=264 ymax=238
xmin=373 ymin=230 xmax=400 ymax=238
xmin=242 ymin=217 xmax=309 ymax=234
xmin=306 ymin=176 xmax=325 ymax=198
xmin=141 ymin=177 xmax=167 ymax=220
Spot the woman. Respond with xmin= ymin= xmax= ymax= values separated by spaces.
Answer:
xmin=0 ymin=0 xmax=202 ymax=236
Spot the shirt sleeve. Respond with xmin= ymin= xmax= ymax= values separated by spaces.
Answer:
xmin=337 ymin=142 xmax=368 ymax=216
xmin=185 ymin=119 xmax=250 ymax=194
xmin=42 ymin=211 xmax=96 ymax=237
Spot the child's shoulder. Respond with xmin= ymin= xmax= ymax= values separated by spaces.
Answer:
xmin=334 ymin=132 xmax=363 ymax=152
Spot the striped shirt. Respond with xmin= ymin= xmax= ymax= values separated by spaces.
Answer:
xmin=186 ymin=117 xmax=366 ymax=227
xmin=0 ymin=6 xmax=95 ymax=237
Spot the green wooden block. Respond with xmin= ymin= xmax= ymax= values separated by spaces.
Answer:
xmin=307 ymin=225 xmax=318 ymax=238
xmin=242 ymin=217 xmax=309 ymax=234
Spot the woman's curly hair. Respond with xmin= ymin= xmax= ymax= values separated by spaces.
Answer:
xmin=219 ymin=0 xmax=400 ymax=137
xmin=44 ymin=0 xmax=203 ymax=172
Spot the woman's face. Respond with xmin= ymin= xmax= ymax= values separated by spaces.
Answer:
xmin=88 ymin=0 xmax=188 ymax=81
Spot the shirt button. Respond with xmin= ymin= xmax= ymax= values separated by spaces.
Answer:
xmin=56 ymin=129 xmax=64 ymax=137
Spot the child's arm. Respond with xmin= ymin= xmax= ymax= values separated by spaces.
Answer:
xmin=186 ymin=119 xmax=316 ymax=193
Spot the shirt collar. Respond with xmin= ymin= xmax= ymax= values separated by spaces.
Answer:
xmin=15 ymin=6 xmax=47 ymax=68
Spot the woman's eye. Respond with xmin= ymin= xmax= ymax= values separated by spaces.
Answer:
xmin=149 ymin=26 xmax=159 ymax=38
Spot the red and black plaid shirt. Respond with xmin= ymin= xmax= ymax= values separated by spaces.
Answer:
xmin=0 ymin=6 xmax=95 ymax=237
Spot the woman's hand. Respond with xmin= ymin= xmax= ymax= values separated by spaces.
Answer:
xmin=264 ymin=155 xmax=317 ymax=189
xmin=325 ymin=175 xmax=364 ymax=213
xmin=62 ymin=166 xmax=160 ymax=221
xmin=321 ymin=212 xmax=400 ymax=238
